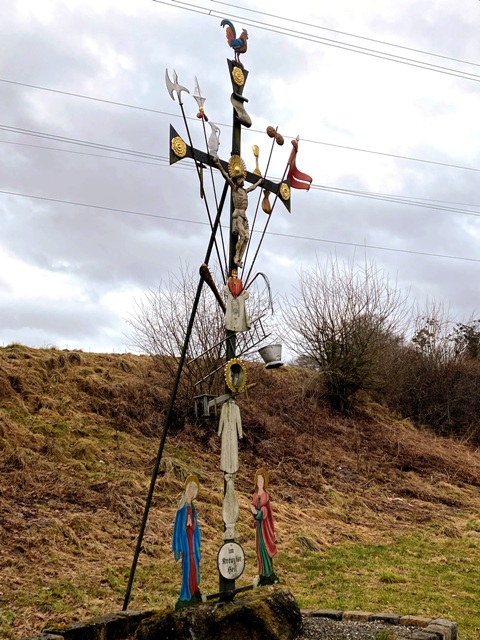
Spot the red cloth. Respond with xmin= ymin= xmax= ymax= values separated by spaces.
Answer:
xmin=186 ymin=506 xmax=198 ymax=596
xmin=251 ymin=491 xmax=277 ymax=558
xmin=227 ymin=276 xmax=244 ymax=298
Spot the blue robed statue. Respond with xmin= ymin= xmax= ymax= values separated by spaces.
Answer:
xmin=172 ymin=475 xmax=202 ymax=608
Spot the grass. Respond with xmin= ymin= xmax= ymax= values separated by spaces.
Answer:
xmin=285 ymin=532 xmax=480 ymax=633
xmin=2 ymin=345 xmax=480 ymax=639
xmin=373 ymin=631 xmax=396 ymax=640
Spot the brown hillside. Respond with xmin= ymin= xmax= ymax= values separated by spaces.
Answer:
xmin=1 ymin=344 xmax=479 ymax=639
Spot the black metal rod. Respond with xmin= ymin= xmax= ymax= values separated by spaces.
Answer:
xmin=242 ymin=133 xmax=277 ymax=276
xmin=200 ymin=118 xmax=228 ymax=277
xmin=205 ymin=584 xmax=254 ymax=601
xmin=122 ymin=181 xmax=229 ymax=611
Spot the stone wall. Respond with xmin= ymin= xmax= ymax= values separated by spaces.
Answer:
xmin=26 ymin=605 xmax=458 ymax=640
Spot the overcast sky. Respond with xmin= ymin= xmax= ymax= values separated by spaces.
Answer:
xmin=2 ymin=0 xmax=480 ymax=354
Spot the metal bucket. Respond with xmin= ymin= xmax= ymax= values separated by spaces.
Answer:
xmin=258 ymin=344 xmax=284 ymax=369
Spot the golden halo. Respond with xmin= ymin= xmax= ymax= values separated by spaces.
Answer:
xmin=228 ymin=155 xmax=247 ymax=180
xmin=171 ymin=136 xmax=187 ymax=158
xmin=184 ymin=474 xmax=200 ymax=495
xmin=254 ymin=467 xmax=269 ymax=490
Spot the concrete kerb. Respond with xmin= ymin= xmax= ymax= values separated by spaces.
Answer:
xmin=301 ymin=609 xmax=458 ymax=640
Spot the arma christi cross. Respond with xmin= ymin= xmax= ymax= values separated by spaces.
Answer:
xmin=123 ymin=18 xmax=311 ymax=610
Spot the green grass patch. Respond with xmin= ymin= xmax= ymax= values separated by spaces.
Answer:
xmin=102 ymin=566 xmax=129 ymax=594
xmin=37 ymin=581 xmax=86 ymax=614
xmin=374 ymin=631 xmax=396 ymax=640
xmin=283 ymin=531 xmax=480 ymax=640
xmin=465 ymin=519 xmax=480 ymax=532
xmin=0 ymin=609 xmax=16 ymax=640
xmin=379 ymin=572 xmax=406 ymax=584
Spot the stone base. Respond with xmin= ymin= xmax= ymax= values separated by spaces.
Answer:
xmin=44 ymin=610 xmax=155 ymax=640
xmin=135 ymin=589 xmax=301 ymax=640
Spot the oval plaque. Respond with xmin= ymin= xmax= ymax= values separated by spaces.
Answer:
xmin=217 ymin=541 xmax=245 ymax=580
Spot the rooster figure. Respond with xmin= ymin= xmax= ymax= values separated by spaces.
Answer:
xmin=221 ymin=19 xmax=248 ymax=68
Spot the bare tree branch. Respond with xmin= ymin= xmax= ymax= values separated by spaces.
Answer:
xmin=280 ymin=255 xmax=410 ymax=411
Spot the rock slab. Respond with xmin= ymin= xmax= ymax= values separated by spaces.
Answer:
xmin=134 ymin=589 xmax=302 ymax=640
xmin=44 ymin=610 xmax=154 ymax=640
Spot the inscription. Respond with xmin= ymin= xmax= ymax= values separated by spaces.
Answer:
xmin=217 ymin=542 xmax=245 ymax=580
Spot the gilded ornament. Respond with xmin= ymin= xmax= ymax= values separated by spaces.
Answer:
xmin=184 ymin=475 xmax=200 ymax=494
xmin=171 ymin=136 xmax=187 ymax=158
xmin=279 ymin=182 xmax=291 ymax=200
xmin=252 ymin=145 xmax=262 ymax=176
xmin=228 ymin=154 xmax=247 ymax=179
xmin=225 ymin=358 xmax=247 ymax=393
xmin=232 ymin=67 xmax=245 ymax=86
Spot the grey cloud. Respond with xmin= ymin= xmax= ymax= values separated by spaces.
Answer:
xmin=2 ymin=0 xmax=480 ymax=352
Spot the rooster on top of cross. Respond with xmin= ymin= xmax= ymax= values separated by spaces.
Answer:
xmin=221 ymin=19 xmax=248 ymax=68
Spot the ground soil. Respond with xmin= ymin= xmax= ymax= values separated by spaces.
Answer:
xmin=1 ymin=344 xmax=479 ymax=639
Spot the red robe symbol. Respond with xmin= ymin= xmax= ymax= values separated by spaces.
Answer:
xmin=227 ymin=275 xmax=244 ymax=297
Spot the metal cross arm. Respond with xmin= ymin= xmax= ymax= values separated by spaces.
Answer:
xmin=169 ymin=124 xmax=291 ymax=212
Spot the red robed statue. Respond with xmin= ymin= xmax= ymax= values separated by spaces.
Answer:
xmin=250 ymin=468 xmax=279 ymax=586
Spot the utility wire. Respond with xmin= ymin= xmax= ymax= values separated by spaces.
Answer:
xmin=209 ymin=0 xmax=480 ymax=70
xmin=0 ymin=124 xmax=163 ymax=161
xmin=3 ymin=75 xmax=480 ymax=173
xmin=154 ymin=0 xmax=480 ymax=83
xmin=0 ymin=78 xmax=171 ymax=117
xmin=313 ymin=185 xmax=480 ymax=218
xmin=302 ymin=137 xmax=480 ymax=175
xmin=0 ymin=189 xmax=208 ymax=225
xmin=3 ymin=132 xmax=480 ymax=218
xmin=1 ymin=7 xmax=479 ymax=178
xmin=3 ymin=115 xmax=480 ymax=176
xmin=2 ymin=188 xmax=480 ymax=265
xmin=0 ymin=138 xmax=168 ymax=167
xmin=3 ymin=68 xmax=480 ymax=227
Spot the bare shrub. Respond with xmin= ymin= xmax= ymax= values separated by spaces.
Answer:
xmin=125 ymin=264 xmax=273 ymax=418
xmin=125 ymin=265 xmax=225 ymax=412
xmin=391 ymin=303 xmax=480 ymax=443
xmin=280 ymin=256 xmax=409 ymax=412
xmin=410 ymin=300 xmax=456 ymax=364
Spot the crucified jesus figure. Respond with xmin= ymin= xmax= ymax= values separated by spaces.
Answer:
xmin=215 ymin=159 xmax=263 ymax=268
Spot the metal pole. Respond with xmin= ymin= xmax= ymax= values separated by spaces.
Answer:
xmin=219 ymin=60 xmax=245 ymax=595
xmin=123 ymin=182 xmax=229 ymax=611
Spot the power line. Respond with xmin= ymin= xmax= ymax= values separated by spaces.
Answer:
xmin=303 ymin=137 xmax=480 ymax=174
xmin=4 ymin=132 xmax=480 ymax=219
xmin=2 ymin=188 xmax=480 ymax=265
xmin=3 ymin=75 xmax=480 ymax=174
xmin=154 ymin=0 xmax=480 ymax=83
xmin=3 ymin=109 xmax=480 ymax=176
xmin=0 ymin=138 xmax=168 ymax=167
xmin=0 ymin=124 xmax=164 ymax=161
xmin=0 ymin=189 xmax=208 ymax=225
xmin=0 ymin=78 xmax=171 ymax=117
xmin=314 ymin=185 xmax=480 ymax=218
xmin=267 ymin=229 xmax=480 ymax=264
xmin=1 ymin=8 xmax=479 ymax=193
xmin=210 ymin=0 xmax=480 ymax=70
xmin=3 ymin=72 xmax=480 ymax=220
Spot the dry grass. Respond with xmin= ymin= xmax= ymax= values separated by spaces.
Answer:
xmin=1 ymin=344 xmax=480 ymax=638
